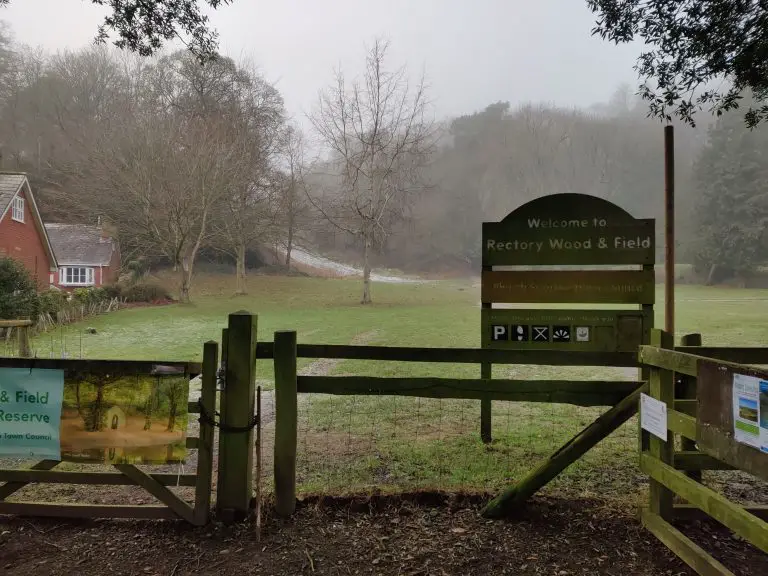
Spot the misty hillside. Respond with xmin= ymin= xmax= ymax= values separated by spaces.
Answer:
xmin=1 ymin=19 xmax=766 ymax=292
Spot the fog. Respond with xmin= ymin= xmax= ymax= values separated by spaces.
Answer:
xmin=1 ymin=1 xmax=760 ymax=293
xmin=2 ymin=0 xmax=643 ymax=127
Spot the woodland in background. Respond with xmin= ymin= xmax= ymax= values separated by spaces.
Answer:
xmin=1 ymin=21 xmax=766 ymax=296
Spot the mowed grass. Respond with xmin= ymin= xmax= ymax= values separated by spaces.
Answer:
xmin=21 ymin=273 xmax=768 ymax=499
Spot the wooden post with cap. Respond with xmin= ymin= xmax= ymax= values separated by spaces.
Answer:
xmin=216 ymin=311 xmax=258 ymax=522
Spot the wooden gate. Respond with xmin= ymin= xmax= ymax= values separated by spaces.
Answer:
xmin=0 ymin=342 xmax=217 ymax=525
xmin=639 ymin=329 xmax=768 ymax=575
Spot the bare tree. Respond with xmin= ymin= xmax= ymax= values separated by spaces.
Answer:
xmin=309 ymin=39 xmax=433 ymax=303
xmin=209 ymin=62 xmax=285 ymax=294
xmin=280 ymin=125 xmax=313 ymax=268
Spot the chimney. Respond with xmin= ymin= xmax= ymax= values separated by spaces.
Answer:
xmin=99 ymin=218 xmax=118 ymax=243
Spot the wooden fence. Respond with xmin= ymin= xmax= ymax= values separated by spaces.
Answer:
xmin=0 ymin=354 xmax=214 ymax=524
xmin=0 ymin=319 xmax=32 ymax=357
xmin=0 ymin=311 xmax=262 ymax=525
xmin=265 ymin=330 xmax=647 ymax=517
xmin=639 ymin=329 xmax=768 ymax=575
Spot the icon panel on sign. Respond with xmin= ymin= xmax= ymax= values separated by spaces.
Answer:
xmin=575 ymin=326 xmax=590 ymax=342
xmin=491 ymin=324 xmax=509 ymax=341
xmin=510 ymin=325 xmax=529 ymax=341
xmin=552 ymin=326 xmax=571 ymax=342
xmin=532 ymin=326 xmax=550 ymax=342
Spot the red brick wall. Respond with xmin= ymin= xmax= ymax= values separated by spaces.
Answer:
xmin=0 ymin=188 xmax=53 ymax=290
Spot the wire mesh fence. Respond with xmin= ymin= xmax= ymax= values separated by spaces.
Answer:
xmin=288 ymin=394 xmax=640 ymax=500
xmin=252 ymin=360 xmax=647 ymax=501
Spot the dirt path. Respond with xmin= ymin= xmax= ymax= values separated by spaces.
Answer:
xmin=2 ymin=494 xmax=766 ymax=576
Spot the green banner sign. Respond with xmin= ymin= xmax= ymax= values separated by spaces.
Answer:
xmin=0 ymin=367 xmax=189 ymax=464
xmin=0 ymin=368 xmax=64 ymax=460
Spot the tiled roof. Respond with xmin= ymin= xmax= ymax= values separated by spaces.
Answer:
xmin=0 ymin=173 xmax=26 ymax=215
xmin=44 ymin=223 xmax=115 ymax=266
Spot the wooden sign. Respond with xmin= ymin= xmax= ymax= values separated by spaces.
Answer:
xmin=481 ymin=270 xmax=655 ymax=305
xmin=696 ymin=361 xmax=768 ymax=481
xmin=482 ymin=193 xmax=655 ymax=266
xmin=481 ymin=308 xmax=650 ymax=352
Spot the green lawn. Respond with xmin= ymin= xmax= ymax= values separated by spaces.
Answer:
xmin=15 ymin=273 xmax=768 ymax=500
xmin=25 ymin=274 xmax=768 ymax=363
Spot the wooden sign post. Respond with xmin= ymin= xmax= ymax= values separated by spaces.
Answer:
xmin=480 ymin=193 xmax=656 ymax=442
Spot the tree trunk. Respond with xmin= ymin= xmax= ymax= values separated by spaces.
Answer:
xmin=285 ymin=225 xmax=294 ymax=268
xmin=143 ymin=396 xmax=153 ymax=431
xmin=167 ymin=407 xmax=177 ymax=432
xmin=180 ymin=257 xmax=192 ymax=303
xmin=235 ymin=243 xmax=247 ymax=295
xmin=179 ymin=201 xmax=210 ymax=303
xmin=361 ymin=234 xmax=372 ymax=304
xmin=706 ymin=264 xmax=717 ymax=286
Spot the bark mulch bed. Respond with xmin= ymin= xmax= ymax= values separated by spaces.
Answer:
xmin=0 ymin=493 xmax=765 ymax=576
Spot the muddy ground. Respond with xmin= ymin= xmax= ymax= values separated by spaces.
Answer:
xmin=1 ymin=494 xmax=766 ymax=576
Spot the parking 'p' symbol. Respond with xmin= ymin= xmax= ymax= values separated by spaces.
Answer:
xmin=491 ymin=325 xmax=509 ymax=341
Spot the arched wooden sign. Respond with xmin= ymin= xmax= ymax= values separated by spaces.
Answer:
xmin=482 ymin=193 xmax=655 ymax=267
xmin=481 ymin=193 xmax=656 ymax=354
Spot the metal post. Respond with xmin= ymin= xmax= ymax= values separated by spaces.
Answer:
xmin=664 ymin=125 xmax=675 ymax=337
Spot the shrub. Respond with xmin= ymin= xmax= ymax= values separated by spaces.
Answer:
xmin=72 ymin=287 xmax=91 ymax=304
xmin=71 ymin=287 xmax=109 ymax=305
xmin=38 ymin=289 xmax=68 ymax=316
xmin=102 ymin=284 xmax=122 ymax=299
xmin=0 ymin=258 xmax=40 ymax=320
xmin=120 ymin=282 xmax=171 ymax=303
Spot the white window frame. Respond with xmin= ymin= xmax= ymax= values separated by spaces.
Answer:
xmin=11 ymin=196 xmax=24 ymax=222
xmin=60 ymin=266 xmax=95 ymax=287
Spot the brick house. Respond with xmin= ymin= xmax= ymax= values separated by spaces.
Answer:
xmin=0 ymin=172 xmax=58 ymax=289
xmin=44 ymin=223 xmax=121 ymax=290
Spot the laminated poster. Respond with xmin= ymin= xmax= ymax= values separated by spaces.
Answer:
xmin=0 ymin=367 xmax=188 ymax=464
xmin=732 ymin=373 xmax=768 ymax=453
xmin=0 ymin=368 xmax=64 ymax=460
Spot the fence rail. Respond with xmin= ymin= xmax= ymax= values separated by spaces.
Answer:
xmin=296 ymin=375 xmax=641 ymax=406
xmin=270 ymin=329 xmax=648 ymax=518
xmin=0 ymin=356 xmax=202 ymax=376
xmin=0 ymin=345 xmax=216 ymax=525
xmin=639 ymin=330 xmax=768 ymax=575
xmin=255 ymin=341 xmax=638 ymax=366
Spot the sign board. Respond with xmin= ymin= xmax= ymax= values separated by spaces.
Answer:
xmin=696 ymin=361 xmax=768 ymax=481
xmin=482 ymin=193 xmax=655 ymax=267
xmin=482 ymin=308 xmax=650 ymax=352
xmin=0 ymin=367 xmax=189 ymax=464
xmin=640 ymin=393 xmax=668 ymax=441
xmin=481 ymin=270 xmax=655 ymax=304
xmin=0 ymin=368 xmax=64 ymax=459
xmin=732 ymin=373 xmax=766 ymax=450
xmin=480 ymin=194 xmax=655 ymax=354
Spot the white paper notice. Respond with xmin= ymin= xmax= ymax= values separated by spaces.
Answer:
xmin=732 ymin=373 xmax=767 ymax=451
xmin=640 ymin=393 xmax=667 ymax=441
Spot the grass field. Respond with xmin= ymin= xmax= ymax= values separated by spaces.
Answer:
xmin=10 ymin=273 xmax=768 ymax=502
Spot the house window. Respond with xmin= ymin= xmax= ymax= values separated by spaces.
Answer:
xmin=60 ymin=267 xmax=95 ymax=286
xmin=11 ymin=196 xmax=24 ymax=222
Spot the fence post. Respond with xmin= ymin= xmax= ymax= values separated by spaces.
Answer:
xmin=194 ymin=340 xmax=218 ymax=525
xmin=18 ymin=324 xmax=31 ymax=357
xmin=649 ymin=328 xmax=675 ymax=521
xmin=480 ymin=367 xmax=492 ymax=443
xmin=216 ymin=312 xmax=257 ymax=522
xmin=677 ymin=333 xmax=702 ymax=482
xmin=274 ymin=330 xmax=298 ymax=517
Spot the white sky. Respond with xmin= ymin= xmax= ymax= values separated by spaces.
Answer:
xmin=1 ymin=0 xmax=644 ymax=126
